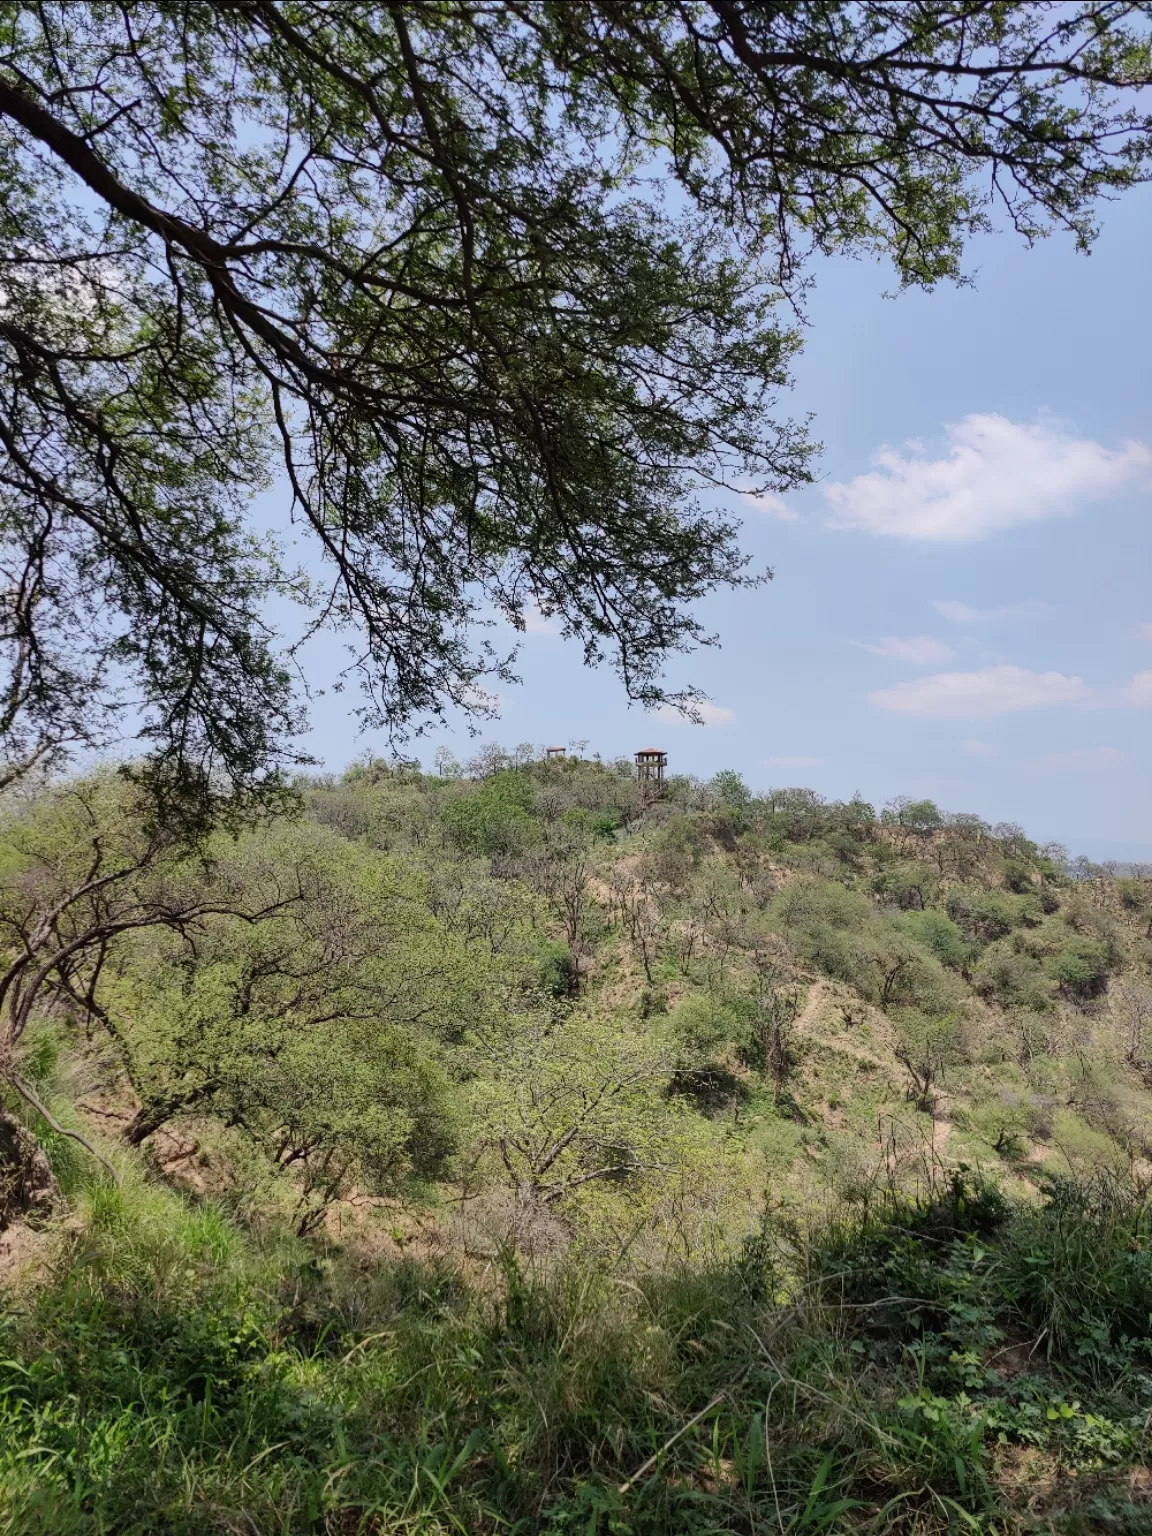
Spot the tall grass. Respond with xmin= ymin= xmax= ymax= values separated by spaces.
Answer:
xmin=3 ymin=1165 xmax=1152 ymax=1533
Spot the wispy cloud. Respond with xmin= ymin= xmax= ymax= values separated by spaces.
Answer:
xmin=653 ymin=700 xmax=735 ymax=726
xmin=826 ymin=414 xmax=1150 ymax=542
xmin=521 ymin=605 xmax=559 ymax=635
xmin=741 ymin=490 xmax=799 ymax=521
xmin=874 ymin=664 xmax=1152 ymax=719
xmin=460 ymin=684 xmax=503 ymax=713
xmin=1042 ymin=747 xmax=1125 ymax=771
xmin=960 ymin=739 xmax=1000 ymax=758
xmin=870 ymin=666 xmax=1089 ymax=719
xmin=854 ymin=635 xmax=955 ymax=664
xmin=762 ymin=754 xmax=824 ymax=768
xmin=932 ymin=599 xmax=1048 ymax=624
xmin=1137 ymin=622 xmax=1152 ymax=641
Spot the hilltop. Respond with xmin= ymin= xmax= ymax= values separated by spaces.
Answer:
xmin=301 ymin=748 xmax=1152 ymax=1232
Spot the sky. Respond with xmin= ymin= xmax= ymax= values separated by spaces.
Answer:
xmin=282 ymin=187 xmax=1152 ymax=862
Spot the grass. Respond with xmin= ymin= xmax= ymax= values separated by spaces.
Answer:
xmin=4 ymin=1162 xmax=1152 ymax=1533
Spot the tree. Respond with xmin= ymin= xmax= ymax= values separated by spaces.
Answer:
xmin=103 ymin=822 xmax=459 ymax=1144
xmin=868 ymin=936 xmax=932 ymax=1010
xmin=971 ymin=1087 xmax=1051 ymax=1158
xmin=440 ymin=771 xmax=538 ymax=858
xmin=516 ymin=830 xmax=596 ymax=993
xmin=609 ymin=865 xmax=665 ymax=985
xmin=1047 ymin=936 xmax=1110 ymax=1001
xmin=709 ymin=770 xmax=753 ymax=815
xmin=1117 ymin=878 xmax=1152 ymax=938
xmin=898 ymin=910 xmax=970 ymax=972
xmin=740 ymin=929 xmax=803 ymax=1100
xmin=882 ymin=797 xmax=944 ymax=856
xmin=0 ymin=773 xmax=300 ymax=1174
xmin=0 ymin=780 xmax=489 ymax=1208
xmin=463 ymin=1008 xmax=688 ymax=1210
xmin=1114 ymin=977 xmax=1152 ymax=1080
xmin=199 ymin=1015 xmax=454 ymax=1237
xmin=0 ymin=4 xmax=1149 ymax=797
xmin=894 ymin=1012 xmax=965 ymax=1114
xmin=1007 ymin=1009 xmax=1052 ymax=1070
xmin=434 ymin=746 xmax=463 ymax=780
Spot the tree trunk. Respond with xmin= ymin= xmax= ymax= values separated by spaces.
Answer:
xmin=123 ymin=1097 xmax=187 ymax=1145
xmin=0 ymin=1108 xmax=58 ymax=1228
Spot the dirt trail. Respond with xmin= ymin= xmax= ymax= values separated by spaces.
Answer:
xmin=792 ymin=980 xmax=896 ymax=1074
xmin=793 ymin=979 xmax=828 ymax=1034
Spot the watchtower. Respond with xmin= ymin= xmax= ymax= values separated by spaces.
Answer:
xmin=634 ymin=748 xmax=667 ymax=792
xmin=544 ymin=745 xmax=566 ymax=761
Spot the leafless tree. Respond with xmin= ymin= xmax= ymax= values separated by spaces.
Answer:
xmin=1115 ymin=979 xmax=1152 ymax=1083
xmin=609 ymin=866 xmax=664 ymax=985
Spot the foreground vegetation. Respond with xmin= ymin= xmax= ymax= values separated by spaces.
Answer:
xmin=7 ymin=1163 xmax=1152 ymax=1532
xmin=3 ymin=749 xmax=1152 ymax=1531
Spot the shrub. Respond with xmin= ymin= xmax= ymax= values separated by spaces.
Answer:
xmin=972 ymin=944 xmax=1054 ymax=1009
xmin=872 ymin=860 xmax=938 ymax=911
xmin=539 ymin=939 xmax=577 ymax=997
xmin=898 ymin=909 xmax=970 ymax=970
xmin=440 ymin=770 xmax=538 ymax=855
xmin=769 ymin=877 xmax=873 ymax=935
xmin=665 ymin=991 xmax=743 ymax=1055
xmin=997 ymin=1171 xmax=1152 ymax=1371
xmin=1004 ymin=861 xmax=1035 ymax=894
xmin=1047 ymin=937 xmax=1111 ymax=999
xmin=948 ymin=888 xmax=1019 ymax=944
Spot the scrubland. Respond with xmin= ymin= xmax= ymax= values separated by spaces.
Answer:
xmin=3 ymin=752 xmax=1152 ymax=1533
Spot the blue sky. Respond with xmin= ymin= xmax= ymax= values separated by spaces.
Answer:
xmin=284 ymin=188 xmax=1152 ymax=861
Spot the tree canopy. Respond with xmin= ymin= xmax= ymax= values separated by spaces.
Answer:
xmin=0 ymin=2 xmax=1149 ymax=807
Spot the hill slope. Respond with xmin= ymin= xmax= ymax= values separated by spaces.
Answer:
xmin=3 ymin=753 xmax=1152 ymax=1532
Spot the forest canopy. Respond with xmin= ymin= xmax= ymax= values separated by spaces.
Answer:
xmin=0 ymin=2 xmax=1149 ymax=813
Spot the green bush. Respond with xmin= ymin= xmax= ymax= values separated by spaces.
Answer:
xmin=897 ymin=909 xmax=970 ymax=970
xmin=665 ymin=991 xmax=743 ymax=1055
xmin=872 ymin=860 xmax=939 ymax=911
xmin=997 ymin=1172 xmax=1152 ymax=1371
xmin=440 ymin=769 xmax=539 ymax=855
xmin=972 ymin=943 xmax=1054 ymax=1009
xmin=538 ymin=938 xmax=577 ymax=997
xmin=1047 ymin=936 xmax=1111 ymax=999
xmin=948 ymin=888 xmax=1020 ymax=944
xmin=769 ymin=876 xmax=873 ymax=935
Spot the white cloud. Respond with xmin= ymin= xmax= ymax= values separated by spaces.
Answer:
xmin=460 ymin=684 xmax=502 ymax=712
xmin=1042 ymin=747 xmax=1125 ymax=771
xmin=932 ymin=599 xmax=1048 ymax=624
xmin=762 ymin=754 xmax=824 ymax=768
xmin=960 ymin=739 xmax=1000 ymax=758
xmin=521 ymin=605 xmax=558 ymax=635
xmin=870 ymin=665 xmax=1089 ymax=719
xmin=826 ymin=414 xmax=1151 ymax=542
xmin=854 ymin=635 xmax=955 ymax=664
xmin=1123 ymin=671 xmax=1152 ymax=708
xmin=696 ymin=702 xmax=736 ymax=726
xmin=741 ymin=490 xmax=798 ymax=521
xmin=653 ymin=700 xmax=735 ymax=726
